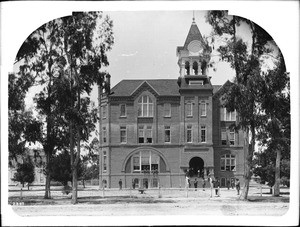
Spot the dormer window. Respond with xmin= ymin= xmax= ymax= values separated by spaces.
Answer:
xmin=189 ymin=80 xmax=203 ymax=85
xmin=138 ymin=95 xmax=153 ymax=117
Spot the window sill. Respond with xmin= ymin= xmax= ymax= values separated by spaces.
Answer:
xmin=119 ymin=116 xmax=127 ymax=118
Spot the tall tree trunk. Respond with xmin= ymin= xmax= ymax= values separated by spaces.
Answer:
xmin=241 ymin=127 xmax=250 ymax=199
xmin=274 ymin=149 xmax=281 ymax=196
xmin=44 ymin=152 xmax=51 ymax=199
xmin=242 ymin=124 xmax=255 ymax=200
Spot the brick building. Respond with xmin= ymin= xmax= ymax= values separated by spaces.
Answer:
xmin=98 ymin=19 xmax=245 ymax=189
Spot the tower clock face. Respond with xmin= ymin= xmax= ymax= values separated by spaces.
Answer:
xmin=187 ymin=40 xmax=202 ymax=53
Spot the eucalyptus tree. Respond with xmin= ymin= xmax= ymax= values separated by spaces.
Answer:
xmin=14 ymin=12 xmax=113 ymax=202
xmin=257 ymin=54 xmax=290 ymax=196
xmin=15 ymin=18 xmax=71 ymax=199
xmin=59 ymin=11 xmax=114 ymax=204
xmin=206 ymin=11 xmax=285 ymax=199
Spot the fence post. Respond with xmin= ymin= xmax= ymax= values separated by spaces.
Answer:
xmin=130 ymin=185 xmax=132 ymax=198
xmin=20 ymin=188 xmax=23 ymax=200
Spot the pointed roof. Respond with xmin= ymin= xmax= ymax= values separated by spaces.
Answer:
xmin=183 ymin=22 xmax=205 ymax=49
xmin=177 ymin=20 xmax=206 ymax=54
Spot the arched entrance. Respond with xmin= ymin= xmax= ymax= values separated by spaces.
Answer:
xmin=188 ymin=157 xmax=204 ymax=177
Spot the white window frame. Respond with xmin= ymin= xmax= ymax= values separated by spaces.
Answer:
xmin=229 ymin=129 xmax=235 ymax=145
xmin=164 ymin=125 xmax=171 ymax=143
xmin=224 ymin=108 xmax=236 ymax=121
xmin=186 ymin=125 xmax=193 ymax=143
xmin=186 ymin=102 xmax=193 ymax=117
xmin=103 ymin=151 xmax=107 ymax=172
xmin=200 ymin=125 xmax=206 ymax=143
xmin=220 ymin=154 xmax=236 ymax=172
xmin=120 ymin=104 xmax=126 ymax=117
xmin=138 ymin=95 xmax=153 ymax=117
xmin=189 ymin=80 xmax=203 ymax=85
xmin=138 ymin=125 xmax=153 ymax=144
xmin=221 ymin=128 xmax=227 ymax=145
xmin=102 ymin=126 xmax=107 ymax=143
xmin=132 ymin=151 xmax=160 ymax=173
xmin=120 ymin=126 xmax=127 ymax=143
xmin=200 ymin=101 xmax=207 ymax=117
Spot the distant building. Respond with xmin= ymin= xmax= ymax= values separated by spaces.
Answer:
xmin=98 ymin=18 xmax=245 ymax=188
xmin=8 ymin=149 xmax=46 ymax=186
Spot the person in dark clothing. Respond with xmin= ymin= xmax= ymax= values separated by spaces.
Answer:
xmin=235 ymin=178 xmax=240 ymax=195
xmin=227 ymin=179 xmax=230 ymax=190
xmin=213 ymin=179 xmax=220 ymax=196
xmin=202 ymin=178 xmax=206 ymax=191
xmin=194 ymin=178 xmax=198 ymax=191
xmin=119 ymin=179 xmax=122 ymax=190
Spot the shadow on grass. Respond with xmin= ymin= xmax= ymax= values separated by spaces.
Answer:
xmin=247 ymin=196 xmax=289 ymax=203
xmin=77 ymin=196 xmax=176 ymax=204
xmin=9 ymin=195 xmax=176 ymax=205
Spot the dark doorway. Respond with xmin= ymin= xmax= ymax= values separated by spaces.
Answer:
xmin=189 ymin=157 xmax=204 ymax=177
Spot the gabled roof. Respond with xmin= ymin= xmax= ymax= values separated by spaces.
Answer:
xmin=110 ymin=79 xmax=224 ymax=97
xmin=110 ymin=79 xmax=180 ymax=97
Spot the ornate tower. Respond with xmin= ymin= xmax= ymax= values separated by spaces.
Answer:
xmin=177 ymin=17 xmax=215 ymax=179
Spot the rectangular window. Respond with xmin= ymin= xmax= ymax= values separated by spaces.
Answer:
xmin=223 ymin=108 xmax=236 ymax=121
xmin=103 ymin=151 xmax=107 ymax=172
xmin=138 ymin=125 xmax=152 ymax=144
xmin=102 ymin=127 xmax=107 ymax=143
xmin=138 ymin=126 xmax=144 ymax=143
xmin=200 ymin=125 xmax=206 ymax=143
xmin=220 ymin=154 xmax=236 ymax=172
xmin=220 ymin=157 xmax=225 ymax=171
xmin=187 ymin=125 xmax=192 ymax=143
xmin=200 ymin=101 xmax=206 ymax=116
xmin=120 ymin=104 xmax=126 ymax=117
xmin=229 ymin=129 xmax=235 ymax=145
xmin=133 ymin=156 xmax=140 ymax=171
xmin=164 ymin=103 xmax=171 ymax=117
xmin=102 ymin=105 xmax=107 ymax=119
xmin=146 ymin=126 xmax=152 ymax=143
xmin=221 ymin=128 xmax=227 ymax=145
xmin=186 ymin=102 xmax=193 ymax=117
xmin=141 ymin=151 xmax=150 ymax=171
xmin=189 ymin=80 xmax=203 ymax=85
xmin=164 ymin=126 xmax=171 ymax=143
xmin=120 ymin=126 xmax=127 ymax=143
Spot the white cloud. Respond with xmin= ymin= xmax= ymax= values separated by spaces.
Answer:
xmin=120 ymin=51 xmax=138 ymax=57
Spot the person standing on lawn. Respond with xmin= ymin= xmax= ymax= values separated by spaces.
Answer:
xmin=227 ymin=179 xmax=230 ymax=190
xmin=208 ymin=175 xmax=213 ymax=197
xmin=202 ymin=177 xmax=206 ymax=191
xmin=119 ymin=179 xmax=122 ymax=190
xmin=235 ymin=178 xmax=240 ymax=195
xmin=194 ymin=178 xmax=198 ymax=191
xmin=213 ymin=178 xmax=220 ymax=197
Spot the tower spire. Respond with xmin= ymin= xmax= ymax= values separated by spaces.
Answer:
xmin=192 ymin=11 xmax=195 ymax=24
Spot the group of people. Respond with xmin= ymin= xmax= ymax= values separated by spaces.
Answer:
xmin=185 ymin=175 xmax=241 ymax=196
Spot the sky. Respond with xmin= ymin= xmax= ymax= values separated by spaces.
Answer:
xmin=89 ymin=10 xmax=236 ymax=103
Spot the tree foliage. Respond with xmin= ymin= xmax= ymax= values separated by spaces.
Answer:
xmin=12 ymin=157 xmax=35 ymax=189
xmin=206 ymin=11 xmax=289 ymax=199
xmin=49 ymin=151 xmax=83 ymax=187
xmin=14 ymin=11 xmax=114 ymax=201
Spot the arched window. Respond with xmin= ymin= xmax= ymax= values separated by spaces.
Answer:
xmin=138 ymin=95 xmax=153 ymax=117
xmin=185 ymin=61 xmax=190 ymax=75
xmin=131 ymin=150 xmax=162 ymax=173
xmin=193 ymin=61 xmax=198 ymax=75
